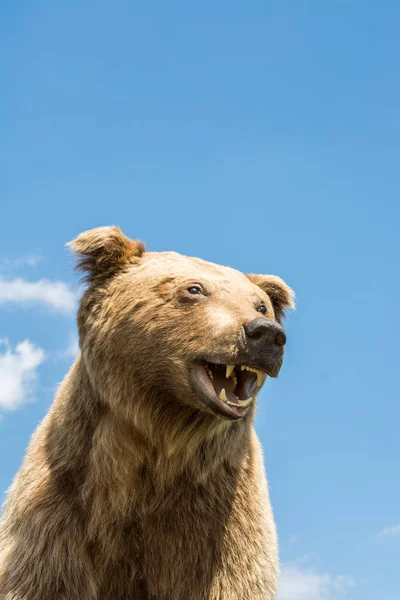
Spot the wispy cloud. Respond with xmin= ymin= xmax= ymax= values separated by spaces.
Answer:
xmin=277 ymin=561 xmax=363 ymax=600
xmin=53 ymin=334 xmax=80 ymax=363
xmin=378 ymin=524 xmax=400 ymax=538
xmin=64 ymin=335 xmax=80 ymax=358
xmin=0 ymin=276 xmax=77 ymax=314
xmin=1 ymin=255 xmax=42 ymax=269
xmin=0 ymin=339 xmax=46 ymax=412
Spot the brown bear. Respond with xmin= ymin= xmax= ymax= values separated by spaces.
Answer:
xmin=0 ymin=227 xmax=294 ymax=600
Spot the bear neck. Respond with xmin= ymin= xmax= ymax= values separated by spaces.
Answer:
xmin=47 ymin=355 xmax=254 ymax=520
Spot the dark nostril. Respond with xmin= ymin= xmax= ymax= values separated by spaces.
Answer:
xmin=275 ymin=330 xmax=286 ymax=347
xmin=244 ymin=318 xmax=286 ymax=347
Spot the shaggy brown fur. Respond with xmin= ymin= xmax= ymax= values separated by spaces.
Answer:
xmin=0 ymin=227 xmax=295 ymax=600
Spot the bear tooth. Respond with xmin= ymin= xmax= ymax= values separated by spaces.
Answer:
xmin=226 ymin=396 xmax=254 ymax=408
xmin=205 ymin=366 xmax=213 ymax=380
xmin=219 ymin=388 xmax=228 ymax=402
xmin=226 ymin=364 xmax=235 ymax=379
xmin=237 ymin=396 xmax=253 ymax=408
xmin=257 ymin=371 xmax=264 ymax=387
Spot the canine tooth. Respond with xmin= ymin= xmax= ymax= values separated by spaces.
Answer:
xmin=226 ymin=396 xmax=254 ymax=408
xmin=226 ymin=364 xmax=235 ymax=379
xmin=257 ymin=371 xmax=264 ymax=387
xmin=237 ymin=396 xmax=254 ymax=408
xmin=219 ymin=388 xmax=228 ymax=402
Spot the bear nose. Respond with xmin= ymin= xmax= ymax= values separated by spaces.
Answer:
xmin=244 ymin=318 xmax=286 ymax=347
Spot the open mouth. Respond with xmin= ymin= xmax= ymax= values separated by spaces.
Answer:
xmin=190 ymin=361 xmax=267 ymax=420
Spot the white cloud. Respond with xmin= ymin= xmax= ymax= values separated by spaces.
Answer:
xmin=378 ymin=524 xmax=400 ymax=538
xmin=0 ymin=339 xmax=46 ymax=412
xmin=65 ymin=335 xmax=80 ymax=358
xmin=0 ymin=276 xmax=76 ymax=314
xmin=1 ymin=255 xmax=42 ymax=269
xmin=277 ymin=563 xmax=361 ymax=600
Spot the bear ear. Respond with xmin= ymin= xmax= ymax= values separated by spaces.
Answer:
xmin=68 ymin=226 xmax=145 ymax=282
xmin=247 ymin=274 xmax=295 ymax=322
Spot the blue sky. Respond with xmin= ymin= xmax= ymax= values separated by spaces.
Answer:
xmin=1 ymin=2 xmax=399 ymax=598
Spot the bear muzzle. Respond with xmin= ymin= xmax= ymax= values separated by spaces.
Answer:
xmin=188 ymin=318 xmax=287 ymax=420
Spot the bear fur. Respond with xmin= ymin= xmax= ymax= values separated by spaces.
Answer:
xmin=0 ymin=227 xmax=294 ymax=600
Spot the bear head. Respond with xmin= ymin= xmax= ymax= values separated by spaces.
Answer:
xmin=69 ymin=226 xmax=294 ymax=426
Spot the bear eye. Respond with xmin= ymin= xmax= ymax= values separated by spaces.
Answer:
xmin=187 ymin=285 xmax=202 ymax=295
xmin=258 ymin=304 xmax=267 ymax=315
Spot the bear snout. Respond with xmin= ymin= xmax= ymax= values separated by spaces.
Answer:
xmin=241 ymin=318 xmax=286 ymax=378
xmin=244 ymin=318 xmax=286 ymax=348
